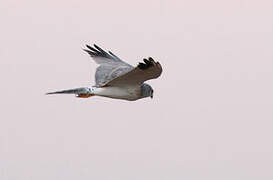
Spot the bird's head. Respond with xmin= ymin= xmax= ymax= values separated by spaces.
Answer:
xmin=141 ymin=83 xmax=154 ymax=99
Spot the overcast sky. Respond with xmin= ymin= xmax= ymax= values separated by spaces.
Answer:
xmin=0 ymin=0 xmax=273 ymax=179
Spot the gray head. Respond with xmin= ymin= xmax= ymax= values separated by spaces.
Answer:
xmin=140 ymin=83 xmax=154 ymax=99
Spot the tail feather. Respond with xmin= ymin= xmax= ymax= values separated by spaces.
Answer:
xmin=46 ymin=87 xmax=90 ymax=95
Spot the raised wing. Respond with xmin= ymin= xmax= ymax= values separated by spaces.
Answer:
xmin=83 ymin=44 xmax=131 ymax=65
xmin=83 ymin=44 xmax=133 ymax=86
xmin=102 ymin=57 xmax=162 ymax=86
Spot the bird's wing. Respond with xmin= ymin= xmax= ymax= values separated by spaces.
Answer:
xmin=83 ymin=44 xmax=134 ymax=86
xmin=102 ymin=57 xmax=162 ymax=86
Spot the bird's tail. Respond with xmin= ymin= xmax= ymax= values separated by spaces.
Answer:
xmin=46 ymin=86 xmax=96 ymax=98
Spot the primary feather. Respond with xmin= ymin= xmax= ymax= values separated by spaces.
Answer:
xmin=83 ymin=44 xmax=134 ymax=86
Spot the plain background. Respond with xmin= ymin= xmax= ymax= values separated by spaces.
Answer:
xmin=1 ymin=0 xmax=273 ymax=179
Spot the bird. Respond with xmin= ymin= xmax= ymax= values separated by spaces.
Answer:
xmin=46 ymin=44 xmax=162 ymax=101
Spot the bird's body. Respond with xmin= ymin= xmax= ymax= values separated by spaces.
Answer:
xmin=46 ymin=44 xmax=162 ymax=101
xmin=93 ymin=85 xmax=141 ymax=101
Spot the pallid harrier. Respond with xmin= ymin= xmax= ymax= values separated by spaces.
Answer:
xmin=46 ymin=44 xmax=162 ymax=101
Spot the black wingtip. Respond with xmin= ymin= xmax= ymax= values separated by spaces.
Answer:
xmin=82 ymin=44 xmax=123 ymax=62
xmin=138 ymin=57 xmax=155 ymax=70
xmin=143 ymin=58 xmax=152 ymax=66
xmin=85 ymin=44 xmax=98 ymax=52
xmin=138 ymin=62 xmax=147 ymax=69
xmin=86 ymin=44 xmax=92 ymax=49
xmin=45 ymin=92 xmax=55 ymax=95
xmin=148 ymin=57 xmax=155 ymax=62
xmin=93 ymin=44 xmax=101 ymax=51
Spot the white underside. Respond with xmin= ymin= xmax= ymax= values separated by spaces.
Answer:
xmin=90 ymin=85 xmax=141 ymax=101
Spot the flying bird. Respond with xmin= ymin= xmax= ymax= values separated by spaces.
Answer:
xmin=46 ymin=44 xmax=162 ymax=101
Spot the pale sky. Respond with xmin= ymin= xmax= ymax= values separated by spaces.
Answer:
xmin=0 ymin=0 xmax=273 ymax=179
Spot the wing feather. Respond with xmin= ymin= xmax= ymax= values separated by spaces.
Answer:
xmin=83 ymin=44 xmax=131 ymax=65
xmin=102 ymin=57 xmax=162 ymax=86
xmin=83 ymin=44 xmax=133 ymax=86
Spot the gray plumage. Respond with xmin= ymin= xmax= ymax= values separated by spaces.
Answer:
xmin=84 ymin=44 xmax=134 ymax=86
xmin=46 ymin=44 xmax=162 ymax=101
